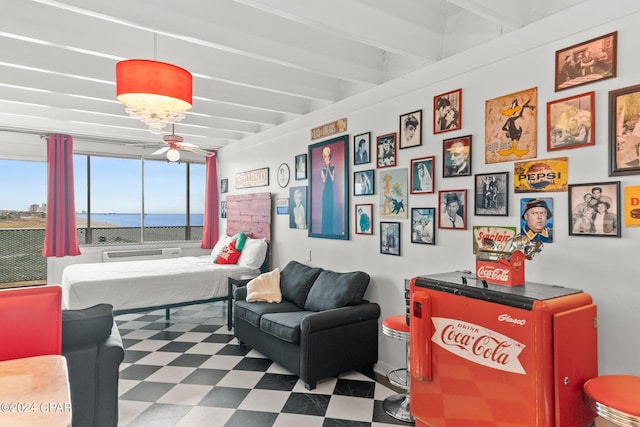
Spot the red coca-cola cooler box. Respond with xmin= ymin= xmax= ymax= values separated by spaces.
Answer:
xmin=476 ymin=249 xmax=525 ymax=286
xmin=409 ymin=271 xmax=598 ymax=427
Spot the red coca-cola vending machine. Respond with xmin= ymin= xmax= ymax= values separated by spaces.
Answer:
xmin=409 ymin=271 xmax=598 ymax=427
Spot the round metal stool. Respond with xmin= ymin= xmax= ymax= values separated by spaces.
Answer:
xmin=382 ymin=315 xmax=414 ymax=423
xmin=583 ymin=375 xmax=640 ymax=427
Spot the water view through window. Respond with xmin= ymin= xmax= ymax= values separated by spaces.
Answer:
xmin=0 ymin=156 xmax=206 ymax=283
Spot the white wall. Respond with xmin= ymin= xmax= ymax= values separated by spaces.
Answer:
xmin=218 ymin=0 xmax=640 ymax=377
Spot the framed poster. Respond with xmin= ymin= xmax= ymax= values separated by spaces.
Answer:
xmin=380 ymin=168 xmax=408 ymax=220
xmin=555 ymin=31 xmax=617 ymax=92
xmin=220 ymin=178 xmax=228 ymax=193
xmin=376 ymin=132 xmax=397 ymax=168
xmin=355 ymin=203 xmax=373 ymax=235
xmin=220 ymin=201 xmax=227 ymax=218
xmin=485 ymin=87 xmax=537 ymax=164
xmin=276 ymin=198 xmax=289 ymax=215
xmin=236 ymin=167 xmax=269 ymax=189
xmin=295 ymin=154 xmax=307 ymax=180
xmin=438 ymin=189 xmax=467 ymax=230
xmin=410 ymin=156 xmax=434 ymax=194
xmin=547 ymin=91 xmax=595 ymax=151
xmin=399 ymin=110 xmax=422 ymax=149
xmin=354 ymin=132 xmax=371 ymax=165
xmin=434 ymin=89 xmax=462 ymax=134
xmin=520 ymin=197 xmax=554 ymax=243
xmin=474 ymin=172 xmax=509 ymax=216
xmin=568 ymin=181 xmax=620 ymax=237
xmin=289 ymin=186 xmax=307 ymax=229
xmin=354 ymin=169 xmax=374 ymax=196
xmin=308 ymin=135 xmax=349 ymax=240
xmin=380 ymin=222 xmax=400 ymax=255
xmin=411 ymin=207 xmax=435 ymax=245
xmin=443 ymin=135 xmax=472 ymax=177
xmin=609 ymin=84 xmax=640 ymax=176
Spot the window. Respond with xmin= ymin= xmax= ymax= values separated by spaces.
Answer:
xmin=75 ymin=155 xmax=205 ymax=244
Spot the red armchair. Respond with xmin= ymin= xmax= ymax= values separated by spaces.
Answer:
xmin=0 ymin=285 xmax=62 ymax=361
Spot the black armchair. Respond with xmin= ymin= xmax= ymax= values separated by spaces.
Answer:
xmin=62 ymin=304 xmax=124 ymax=427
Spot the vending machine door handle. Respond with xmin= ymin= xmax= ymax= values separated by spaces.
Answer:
xmin=410 ymin=293 xmax=432 ymax=382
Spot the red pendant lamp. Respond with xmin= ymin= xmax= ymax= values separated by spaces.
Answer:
xmin=116 ymin=59 xmax=192 ymax=134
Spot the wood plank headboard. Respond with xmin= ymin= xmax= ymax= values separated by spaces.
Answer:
xmin=225 ymin=192 xmax=272 ymax=243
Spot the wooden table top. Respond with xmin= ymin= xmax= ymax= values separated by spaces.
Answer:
xmin=0 ymin=355 xmax=71 ymax=427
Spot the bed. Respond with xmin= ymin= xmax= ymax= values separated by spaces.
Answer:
xmin=61 ymin=192 xmax=272 ymax=318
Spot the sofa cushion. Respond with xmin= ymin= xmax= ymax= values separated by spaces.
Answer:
xmin=304 ymin=270 xmax=370 ymax=311
xmin=279 ymin=261 xmax=322 ymax=308
xmin=235 ymin=299 xmax=301 ymax=327
xmin=62 ymin=304 xmax=114 ymax=350
xmin=247 ymin=268 xmax=281 ymax=303
xmin=260 ymin=311 xmax=313 ymax=344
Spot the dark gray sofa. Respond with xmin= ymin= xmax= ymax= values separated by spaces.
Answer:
xmin=62 ymin=304 xmax=124 ymax=427
xmin=233 ymin=260 xmax=380 ymax=390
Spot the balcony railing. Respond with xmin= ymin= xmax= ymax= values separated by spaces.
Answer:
xmin=0 ymin=226 xmax=204 ymax=284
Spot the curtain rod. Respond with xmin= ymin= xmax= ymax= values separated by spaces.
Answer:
xmin=0 ymin=126 xmax=155 ymax=147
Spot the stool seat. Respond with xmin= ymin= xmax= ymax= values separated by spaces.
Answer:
xmin=583 ymin=375 xmax=640 ymax=427
xmin=382 ymin=315 xmax=409 ymax=341
xmin=382 ymin=314 xmax=414 ymax=423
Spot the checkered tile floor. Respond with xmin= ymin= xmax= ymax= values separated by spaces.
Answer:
xmin=116 ymin=302 xmax=411 ymax=426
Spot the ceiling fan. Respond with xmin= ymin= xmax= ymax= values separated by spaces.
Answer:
xmin=152 ymin=125 xmax=214 ymax=162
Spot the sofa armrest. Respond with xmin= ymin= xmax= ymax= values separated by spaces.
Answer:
xmin=94 ymin=321 xmax=124 ymax=427
xmin=233 ymin=285 xmax=248 ymax=301
xmin=300 ymin=303 xmax=380 ymax=333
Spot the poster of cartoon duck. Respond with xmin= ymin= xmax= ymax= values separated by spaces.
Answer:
xmin=485 ymin=87 xmax=537 ymax=164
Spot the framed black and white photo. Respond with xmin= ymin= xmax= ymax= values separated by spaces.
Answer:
xmin=354 ymin=132 xmax=371 ymax=165
xmin=569 ymin=181 xmax=620 ymax=237
xmin=354 ymin=169 xmax=374 ymax=196
xmin=380 ymin=222 xmax=400 ymax=255
xmin=411 ymin=208 xmax=435 ymax=245
xmin=277 ymin=163 xmax=290 ymax=188
xmin=438 ymin=189 xmax=467 ymax=230
xmin=220 ymin=201 xmax=227 ymax=218
xmin=410 ymin=156 xmax=434 ymax=194
xmin=399 ymin=110 xmax=422 ymax=149
xmin=376 ymin=133 xmax=397 ymax=168
xmin=220 ymin=178 xmax=228 ymax=193
xmin=474 ymin=172 xmax=509 ymax=216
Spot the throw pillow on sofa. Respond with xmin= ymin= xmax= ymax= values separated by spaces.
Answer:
xmin=279 ymin=261 xmax=322 ymax=308
xmin=304 ymin=269 xmax=370 ymax=311
xmin=247 ymin=268 xmax=282 ymax=303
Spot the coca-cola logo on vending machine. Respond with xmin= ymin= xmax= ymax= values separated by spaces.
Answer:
xmin=431 ymin=317 xmax=526 ymax=374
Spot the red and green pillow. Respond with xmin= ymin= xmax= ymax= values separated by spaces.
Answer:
xmin=214 ymin=232 xmax=247 ymax=264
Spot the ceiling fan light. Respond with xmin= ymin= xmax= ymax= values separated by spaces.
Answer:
xmin=166 ymin=148 xmax=181 ymax=162
xmin=116 ymin=59 xmax=192 ymax=134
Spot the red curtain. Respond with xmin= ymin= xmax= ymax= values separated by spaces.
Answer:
xmin=42 ymin=134 xmax=81 ymax=257
xmin=201 ymin=153 xmax=219 ymax=249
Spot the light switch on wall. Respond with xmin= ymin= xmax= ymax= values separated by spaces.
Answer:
xmin=306 ymin=249 xmax=311 ymax=262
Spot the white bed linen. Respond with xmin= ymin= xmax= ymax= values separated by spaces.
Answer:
xmin=61 ymin=255 xmax=259 ymax=311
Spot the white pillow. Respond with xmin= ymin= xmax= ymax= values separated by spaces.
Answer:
xmin=246 ymin=268 xmax=281 ymax=303
xmin=211 ymin=234 xmax=232 ymax=257
xmin=238 ymin=237 xmax=268 ymax=269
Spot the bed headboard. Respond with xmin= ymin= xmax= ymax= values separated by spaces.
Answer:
xmin=225 ymin=192 xmax=272 ymax=271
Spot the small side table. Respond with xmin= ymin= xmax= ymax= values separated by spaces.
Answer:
xmin=227 ymin=274 xmax=258 ymax=330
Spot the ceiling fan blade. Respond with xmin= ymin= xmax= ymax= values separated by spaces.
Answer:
xmin=151 ymin=146 xmax=170 ymax=155
xmin=180 ymin=145 xmax=214 ymax=157
xmin=178 ymin=142 xmax=198 ymax=148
